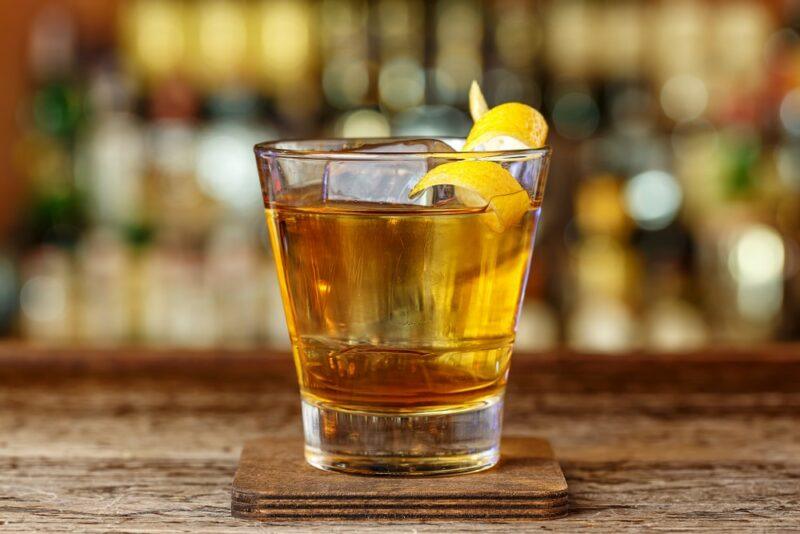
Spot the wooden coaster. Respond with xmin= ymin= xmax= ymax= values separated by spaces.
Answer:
xmin=231 ymin=437 xmax=568 ymax=521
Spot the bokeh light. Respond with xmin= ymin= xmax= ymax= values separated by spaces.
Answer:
xmin=515 ymin=301 xmax=558 ymax=352
xmin=256 ymin=0 xmax=314 ymax=87
xmin=660 ymin=74 xmax=708 ymax=122
xmin=568 ymin=296 xmax=637 ymax=353
xmin=21 ymin=274 xmax=67 ymax=324
xmin=195 ymin=124 xmax=267 ymax=211
xmin=335 ymin=109 xmax=391 ymax=137
xmin=645 ymin=300 xmax=707 ymax=351
xmin=432 ymin=56 xmax=482 ymax=105
xmin=598 ymin=3 xmax=643 ymax=77
xmin=624 ymin=170 xmax=683 ymax=231
xmin=713 ymin=1 xmax=769 ymax=77
xmin=574 ymin=236 xmax=630 ymax=299
xmin=378 ymin=57 xmax=425 ymax=111
xmin=653 ymin=1 xmax=705 ymax=78
xmin=322 ymin=57 xmax=370 ymax=109
xmin=575 ymin=177 xmax=628 ymax=236
xmin=726 ymin=224 xmax=786 ymax=329
xmin=728 ymin=225 xmax=785 ymax=286
xmin=192 ymin=0 xmax=247 ymax=82
xmin=125 ymin=0 xmax=185 ymax=79
xmin=545 ymin=1 xmax=590 ymax=78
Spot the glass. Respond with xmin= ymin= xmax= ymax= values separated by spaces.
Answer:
xmin=254 ymin=138 xmax=550 ymax=475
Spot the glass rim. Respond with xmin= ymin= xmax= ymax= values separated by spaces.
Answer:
xmin=254 ymin=137 xmax=551 ymax=161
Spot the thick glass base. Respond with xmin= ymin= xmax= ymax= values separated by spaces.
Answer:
xmin=301 ymin=395 xmax=503 ymax=476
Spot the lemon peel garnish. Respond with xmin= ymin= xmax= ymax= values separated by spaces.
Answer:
xmin=469 ymin=80 xmax=489 ymax=122
xmin=409 ymin=161 xmax=530 ymax=232
xmin=408 ymin=82 xmax=545 ymax=231
xmin=463 ymin=102 xmax=548 ymax=151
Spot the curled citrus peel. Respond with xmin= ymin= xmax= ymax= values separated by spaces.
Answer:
xmin=465 ymin=82 xmax=548 ymax=151
xmin=410 ymin=81 xmax=547 ymax=231
xmin=409 ymin=161 xmax=530 ymax=232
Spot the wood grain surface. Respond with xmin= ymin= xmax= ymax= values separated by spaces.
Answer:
xmin=1 ymin=344 xmax=800 ymax=532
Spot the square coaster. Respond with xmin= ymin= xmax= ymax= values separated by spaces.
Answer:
xmin=231 ymin=437 xmax=568 ymax=521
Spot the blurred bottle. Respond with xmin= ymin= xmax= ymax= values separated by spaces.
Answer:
xmin=515 ymin=234 xmax=559 ymax=352
xmin=144 ymin=76 xmax=206 ymax=240
xmin=641 ymin=263 xmax=707 ymax=352
xmin=515 ymin=300 xmax=559 ymax=353
xmin=77 ymin=64 xmax=146 ymax=230
xmin=139 ymin=238 xmax=216 ymax=348
xmin=120 ymin=0 xmax=187 ymax=84
xmin=432 ymin=0 xmax=483 ymax=105
xmin=19 ymin=6 xmax=87 ymax=251
xmin=258 ymin=0 xmax=320 ymax=127
xmin=19 ymin=247 xmax=75 ymax=343
xmin=28 ymin=6 xmax=82 ymax=139
xmin=194 ymin=88 xmax=276 ymax=224
xmin=375 ymin=0 xmax=426 ymax=113
xmin=566 ymin=176 xmax=641 ymax=352
xmin=544 ymin=0 xmax=591 ymax=79
xmin=205 ymin=223 xmax=262 ymax=346
xmin=320 ymin=0 xmax=370 ymax=110
xmin=76 ymin=230 xmax=133 ymax=345
xmin=188 ymin=0 xmax=249 ymax=90
xmin=687 ymin=127 xmax=787 ymax=341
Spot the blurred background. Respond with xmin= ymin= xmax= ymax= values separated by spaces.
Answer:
xmin=0 ymin=0 xmax=799 ymax=352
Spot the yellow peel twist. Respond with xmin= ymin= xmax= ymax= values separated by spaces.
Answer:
xmin=409 ymin=161 xmax=530 ymax=232
xmin=409 ymin=82 xmax=546 ymax=231
xmin=463 ymin=102 xmax=548 ymax=151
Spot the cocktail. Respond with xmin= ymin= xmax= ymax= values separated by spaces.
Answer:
xmin=255 ymin=84 xmax=550 ymax=475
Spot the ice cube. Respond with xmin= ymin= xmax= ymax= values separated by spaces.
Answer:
xmin=323 ymin=139 xmax=455 ymax=206
xmin=344 ymin=139 xmax=457 ymax=153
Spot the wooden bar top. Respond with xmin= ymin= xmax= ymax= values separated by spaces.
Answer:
xmin=2 ymin=344 xmax=799 ymax=532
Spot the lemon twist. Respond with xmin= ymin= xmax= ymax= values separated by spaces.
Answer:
xmin=410 ymin=81 xmax=547 ymax=231
xmin=409 ymin=161 xmax=530 ymax=232
xmin=465 ymin=82 xmax=547 ymax=150
xmin=463 ymin=102 xmax=548 ymax=151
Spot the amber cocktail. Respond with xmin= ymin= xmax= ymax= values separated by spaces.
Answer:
xmin=255 ymin=138 xmax=549 ymax=475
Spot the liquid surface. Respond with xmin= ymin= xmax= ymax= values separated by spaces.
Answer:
xmin=267 ymin=201 xmax=538 ymax=412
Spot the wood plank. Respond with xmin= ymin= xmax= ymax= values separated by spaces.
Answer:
xmin=2 ymin=456 xmax=798 ymax=531
xmin=2 ymin=344 xmax=800 ymax=394
xmin=1 ymin=344 xmax=799 ymax=531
